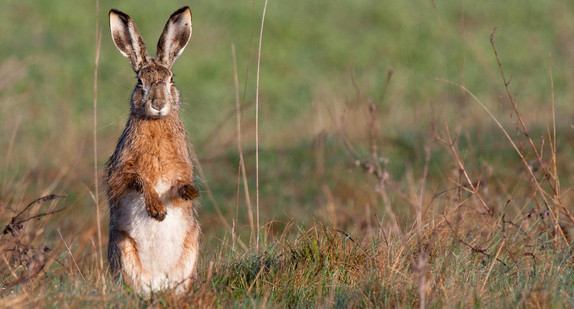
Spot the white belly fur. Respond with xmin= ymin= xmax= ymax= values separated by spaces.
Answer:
xmin=119 ymin=181 xmax=196 ymax=293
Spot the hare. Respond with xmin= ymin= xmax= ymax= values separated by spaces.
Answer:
xmin=105 ymin=6 xmax=200 ymax=296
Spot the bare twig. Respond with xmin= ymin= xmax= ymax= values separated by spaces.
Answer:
xmin=12 ymin=194 xmax=66 ymax=222
xmin=0 ymin=195 xmax=66 ymax=289
xmin=3 ymin=194 xmax=67 ymax=236
xmin=490 ymin=28 xmax=541 ymax=168
xmin=443 ymin=215 xmax=509 ymax=268
xmin=423 ymin=186 xmax=460 ymax=215
xmin=490 ymin=29 xmax=574 ymax=226
xmin=335 ymin=229 xmax=369 ymax=256
xmin=437 ymin=78 xmax=570 ymax=245
xmin=12 ymin=207 xmax=67 ymax=227
xmin=443 ymin=124 xmax=493 ymax=216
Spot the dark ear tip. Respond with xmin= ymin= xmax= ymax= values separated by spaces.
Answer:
xmin=109 ymin=8 xmax=129 ymax=19
xmin=172 ymin=6 xmax=192 ymax=19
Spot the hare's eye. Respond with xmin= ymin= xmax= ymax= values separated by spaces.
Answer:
xmin=137 ymin=78 xmax=143 ymax=85
xmin=170 ymin=76 xmax=174 ymax=84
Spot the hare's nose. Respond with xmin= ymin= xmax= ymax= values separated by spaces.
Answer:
xmin=151 ymin=99 xmax=166 ymax=111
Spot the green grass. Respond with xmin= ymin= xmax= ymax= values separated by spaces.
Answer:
xmin=2 ymin=0 xmax=574 ymax=307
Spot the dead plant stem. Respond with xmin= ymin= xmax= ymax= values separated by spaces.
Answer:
xmin=92 ymin=0 xmax=105 ymax=298
xmin=444 ymin=124 xmax=493 ymax=216
xmin=548 ymin=52 xmax=560 ymax=249
xmin=232 ymin=44 xmax=255 ymax=244
xmin=491 ymin=29 xmax=574 ymax=225
xmin=255 ymin=0 xmax=269 ymax=250
xmin=437 ymin=78 xmax=569 ymax=245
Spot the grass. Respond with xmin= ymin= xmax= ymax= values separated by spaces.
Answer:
xmin=2 ymin=0 xmax=574 ymax=307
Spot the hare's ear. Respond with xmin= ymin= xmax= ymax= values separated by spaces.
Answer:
xmin=109 ymin=9 xmax=149 ymax=72
xmin=156 ymin=7 xmax=192 ymax=68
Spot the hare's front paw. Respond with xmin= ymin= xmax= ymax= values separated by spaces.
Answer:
xmin=146 ymin=195 xmax=167 ymax=221
xmin=179 ymin=184 xmax=200 ymax=201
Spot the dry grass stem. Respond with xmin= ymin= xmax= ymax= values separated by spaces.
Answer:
xmin=480 ymin=239 xmax=506 ymax=295
xmin=92 ymin=0 xmax=105 ymax=298
xmin=232 ymin=44 xmax=255 ymax=243
xmin=255 ymin=0 xmax=270 ymax=250
xmin=57 ymin=229 xmax=87 ymax=282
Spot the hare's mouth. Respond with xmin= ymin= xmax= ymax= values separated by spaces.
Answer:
xmin=146 ymin=102 xmax=172 ymax=118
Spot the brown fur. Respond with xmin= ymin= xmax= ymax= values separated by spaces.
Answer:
xmin=105 ymin=112 xmax=196 ymax=220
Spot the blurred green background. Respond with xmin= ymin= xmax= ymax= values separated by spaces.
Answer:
xmin=2 ymin=0 xmax=574 ymax=248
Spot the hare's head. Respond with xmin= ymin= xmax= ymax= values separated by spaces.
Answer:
xmin=109 ymin=7 xmax=192 ymax=119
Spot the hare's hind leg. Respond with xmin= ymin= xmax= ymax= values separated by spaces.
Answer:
xmin=172 ymin=224 xmax=200 ymax=293
xmin=108 ymin=229 xmax=123 ymax=281
xmin=109 ymin=230 xmax=148 ymax=292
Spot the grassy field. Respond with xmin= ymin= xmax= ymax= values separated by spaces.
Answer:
xmin=2 ymin=0 xmax=574 ymax=307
